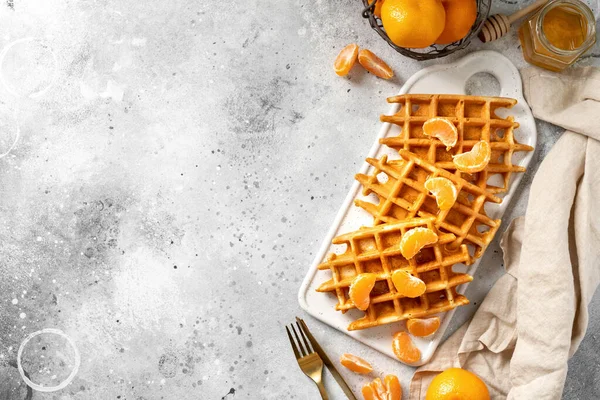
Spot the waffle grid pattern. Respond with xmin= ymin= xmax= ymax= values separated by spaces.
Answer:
xmin=316 ymin=218 xmax=472 ymax=330
xmin=379 ymin=94 xmax=533 ymax=194
xmin=355 ymin=151 xmax=502 ymax=260
xmin=315 ymin=94 xmax=533 ymax=333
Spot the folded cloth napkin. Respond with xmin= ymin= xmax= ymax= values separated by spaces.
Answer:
xmin=410 ymin=66 xmax=600 ymax=399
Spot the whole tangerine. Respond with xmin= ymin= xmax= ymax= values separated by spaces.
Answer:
xmin=381 ymin=0 xmax=446 ymax=48
xmin=435 ymin=0 xmax=477 ymax=45
xmin=425 ymin=368 xmax=491 ymax=400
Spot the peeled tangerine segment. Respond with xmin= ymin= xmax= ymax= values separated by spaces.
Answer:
xmin=453 ymin=140 xmax=492 ymax=173
xmin=424 ymin=177 xmax=458 ymax=211
xmin=334 ymin=43 xmax=359 ymax=76
xmin=407 ymin=317 xmax=441 ymax=337
xmin=391 ymin=270 xmax=426 ymax=298
xmin=392 ymin=331 xmax=421 ymax=364
xmin=423 ymin=117 xmax=458 ymax=149
xmin=399 ymin=227 xmax=438 ymax=259
xmin=362 ymin=375 xmax=402 ymax=400
xmin=384 ymin=375 xmax=402 ymax=400
xmin=349 ymin=273 xmax=377 ymax=311
xmin=339 ymin=353 xmax=373 ymax=374
xmin=358 ymin=49 xmax=394 ymax=80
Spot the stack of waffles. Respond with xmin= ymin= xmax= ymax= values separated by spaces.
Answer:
xmin=316 ymin=94 xmax=534 ymax=331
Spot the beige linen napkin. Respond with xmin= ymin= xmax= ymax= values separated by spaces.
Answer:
xmin=410 ymin=67 xmax=600 ymax=399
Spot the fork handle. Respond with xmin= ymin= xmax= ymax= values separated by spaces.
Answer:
xmin=316 ymin=381 xmax=329 ymax=400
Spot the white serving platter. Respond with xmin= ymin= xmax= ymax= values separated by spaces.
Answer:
xmin=298 ymin=51 xmax=537 ymax=366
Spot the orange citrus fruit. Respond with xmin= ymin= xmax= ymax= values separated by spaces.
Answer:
xmin=399 ymin=227 xmax=438 ymax=259
xmin=424 ymin=177 xmax=458 ymax=211
xmin=349 ymin=273 xmax=377 ymax=311
xmin=425 ymin=368 xmax=491 ymax=400
xmin=381 ymin=0 xmax=446 ymax=48
xmin=374 ymin=0 xmax=385 ymax=18
xmin=392 ymin=331 xmax=421 ymax=363
xmin=391 ymin=270 xmax=426 ymax=298
xmin=362 ymin=375 xmax=402 ymax=400
xmin=339 ymin=353 xmax=373 ymax=374
xmin=423 ymin=117 xmax=458 ymax=149
xmin=407 ymin=317 xmax=441 ymax=337
xmin=358 ymin=49 xmax=394 ymax=80
xmin=363 ymin=378 xmax=387 ymax=400
xmin=334 ymin=43 xmax=359 ymax=76
xmin=435 ymin=0 xmax=477 ymax=45
xmin=453 ymin=140 xmax=491 ymax=173
xmin=384 ymin=374 xmax=402 ymax=400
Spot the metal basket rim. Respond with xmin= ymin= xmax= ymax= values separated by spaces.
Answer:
xmin=361 ymin=0 xmax=492 ymax=61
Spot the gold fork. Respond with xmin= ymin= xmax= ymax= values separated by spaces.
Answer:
xmin=286 ymin=321 xmax=329 ymax=399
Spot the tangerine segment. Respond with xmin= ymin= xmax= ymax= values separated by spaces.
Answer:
xmin=349 ymin=273 xmax=377 ymax=311
xmin=362 ymin=378 xmax=387 ymax=400
xmin=392 ymin=331 xmax=421 ymax=363
xmin=384 ymin=374 xmax=402 ymax=400
xmin=425 ymin=368 xmax=491 ymax=400
xmin=453 ymin=140 xmax=491 ymax=173
xmin=334 ymin=43 xmax=359 ymax=77
xmin=399 ymin=227 xmax=438 ymax=259
xmin=362 ymin=384 xmax=380 ymax=400
xmin=423 ymin=117 xmax=458 ymax=149
xmin=339 ymin=353 xmax=373 ymax=374
xmin=391 ymin=270 xmax=426 ymax=298
xmin=424 ymin=177 xmax=458 ymax=211
xmin=407 ymin=317 xmax=441 ymax=337
xmin=358 ymin=49 xmax=394 ymax=80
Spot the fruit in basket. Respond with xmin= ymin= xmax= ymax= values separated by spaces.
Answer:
xmin=381 ymin=0 xmax=446 ymax=48
xmin=358 ymin=49 xmax=394 ymax=79
xmin=425 ymin=368 xmax=490 ymax=400
xmin=373 ymin=0 xmax=385 ymax=18
xmin=435 ymin=0 xmax=477 ymax=45
xmin=334 ymin=43 xmax=359 ymax=76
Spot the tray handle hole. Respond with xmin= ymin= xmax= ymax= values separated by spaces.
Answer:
xmin=464 ymin=72 xmax=500 ymax=97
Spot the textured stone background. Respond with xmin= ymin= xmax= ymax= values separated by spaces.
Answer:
xmin=0 ymin=0 xmax=598 ymax=399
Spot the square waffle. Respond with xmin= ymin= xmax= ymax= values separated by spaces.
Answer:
xmin=316 ymin=217 xmax=472 ymax=331
xmin=379 ymin=94 xmax=533 ymax=194
xmin=355 ymin=150 xmax=502 ymax=260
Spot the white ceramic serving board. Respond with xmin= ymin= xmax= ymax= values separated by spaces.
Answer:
xmin=298 ymin=51 xmax=537 ymax=366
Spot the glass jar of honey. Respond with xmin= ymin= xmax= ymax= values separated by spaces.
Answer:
xmin=519 ymin=0 xmax=596 ymax=71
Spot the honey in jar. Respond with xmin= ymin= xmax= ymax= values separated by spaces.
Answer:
xmin=519 ymin=0 xmax=596 ymax=71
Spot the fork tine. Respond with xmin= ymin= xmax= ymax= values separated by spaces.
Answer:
xmin=296 ymin=321 xmax=313 ymax=353
xmin=286 ymin=326 xmax=301 ymax=360
xmin=291 ymin=324 xmax=307 ymax=357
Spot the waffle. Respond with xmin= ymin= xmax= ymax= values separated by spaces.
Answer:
xmin=316 ymin=217 xmax=472 ymax=331
xmin=355 ymin=150 xmax=502 ymax=260
xmin=379 ymin=94 xmax=533 ymax=194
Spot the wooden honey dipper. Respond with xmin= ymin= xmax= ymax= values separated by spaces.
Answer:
xmin=479 ymin=0 xmax=549 ymax=42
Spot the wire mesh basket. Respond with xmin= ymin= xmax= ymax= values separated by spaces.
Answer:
xmin=361 ymin=0 xmax=492 ymax=61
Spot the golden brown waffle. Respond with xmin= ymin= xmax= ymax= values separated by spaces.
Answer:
xmin=316 ymin=217 xmax=472 ymax=331
xmin=379 ymin=94 xmax=533 ymax=194
xmin=355 ymin=150 xmax=502 ymax=260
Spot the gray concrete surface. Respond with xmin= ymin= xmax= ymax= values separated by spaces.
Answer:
xmin=0 ymin=0 xmax=598 ymax=399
